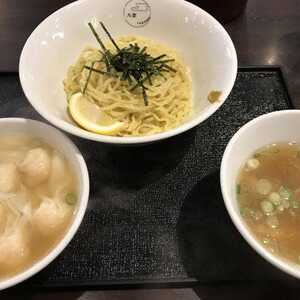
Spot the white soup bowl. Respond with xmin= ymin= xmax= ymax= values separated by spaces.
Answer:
xmin=221 ymin=110 xmax=300 ymax=279
xmin=19 ymin=0 xmax=237 ymax=144
xmin=0 ymin=118 xmax=89 ymax=290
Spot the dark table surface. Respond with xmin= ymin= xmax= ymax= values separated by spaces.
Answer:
xmin=1 ymin=0 xmax=299 ymax=111
xmin=0 ymin=0 xmax=300 ymax=299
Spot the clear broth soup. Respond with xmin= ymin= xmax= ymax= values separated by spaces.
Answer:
xmin=237 ymin=142 xmax=300 ymax=264
xmin=0 ymin=134 xmax=77 ymax=280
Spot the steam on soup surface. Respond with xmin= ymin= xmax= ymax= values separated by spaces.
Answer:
xmin=237 ymin=142 xmax=300 ymax=264
xmin=0 ymin=134 xmax=77 ymax=280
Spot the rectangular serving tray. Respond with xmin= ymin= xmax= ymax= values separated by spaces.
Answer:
xmin=0 ymin=67 xmax=295 ymax=291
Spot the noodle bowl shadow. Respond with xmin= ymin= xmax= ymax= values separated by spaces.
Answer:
xmin=76 ymin=128 xmax=196 ymax=195
xmin=19 ymin=0 xmax=237 ymax=144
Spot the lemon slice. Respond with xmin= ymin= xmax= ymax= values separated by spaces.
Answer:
xmin=68 ymin=93 xmax=124 ymax=135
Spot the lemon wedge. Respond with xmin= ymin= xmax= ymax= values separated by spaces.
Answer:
xmin=68 ymin=93 xmax=124 ymax=135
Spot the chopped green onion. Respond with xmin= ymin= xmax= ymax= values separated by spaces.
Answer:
xmin=246 ymin=158 xmax=260 ymax=170
xmin=240 ymin=207 xmax=253 ymax=217
xmin=256 ymin=179 xmax=272 ymax=195
xmin=269 ymin=192 xmax=281 ymax=206
xmin=282 ymin=199 xmax=290 ymax=209
xmin=65 ymin=192 xmax=77 ymax=205
xmin=240 ymin=208 xmax=246 ymax=217
xmin=236 ymin=184 xmax=241 ymax=195
xmin=279 ymin=186 xmax=292 ymax=200
xmin=292 ymin=200 xmax=299 ymax=209
xmin=261 ymin=200 xmax=274 ymax=214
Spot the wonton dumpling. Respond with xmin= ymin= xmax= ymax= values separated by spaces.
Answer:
xmin=48 ymin=153 xmax=66 ymax=194
xmin=19 ymin=148 xmax=51 ymax=187
xmin=0 ymin=225 xmax=30 ymax=267
xmin=32 ymin=197 xmax=69 ymax=235
xmin=0 ymin=150 xmax=27 ymax=165
xmin=0 ymin=163 xmax=19 ymax=192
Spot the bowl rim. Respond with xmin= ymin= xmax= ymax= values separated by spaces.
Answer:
xmin=220 ymin=109 xmax=300 ymax=280
xmin=0 ymin=118 xmax=90 ymax=290
xmin=19 ymin=0 xmax=238 ymax=144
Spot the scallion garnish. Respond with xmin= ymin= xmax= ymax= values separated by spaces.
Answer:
xmin=65 ymin=192 xmax=77 ymax=206
xmin=83 ymin=22 xmax=176 ymax=105
xmin=236 ymin=184 xmax=241 ymax=194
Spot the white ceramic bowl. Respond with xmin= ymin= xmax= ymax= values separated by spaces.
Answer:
xmin=221 ymin=110 xmax=300 ymax=279
xmin=0 ymin=118 xmax=89 ymax=290
xmin=19 ymin=0 xmax=237 ymax=144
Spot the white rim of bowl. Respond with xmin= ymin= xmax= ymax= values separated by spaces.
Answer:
xmin=0 ymin=118 xmax=89 ymax=290
xmin=19 ymin=0 xmax=238 ymax=144
xmin=221 ymin=109 xmax=300 ymax=279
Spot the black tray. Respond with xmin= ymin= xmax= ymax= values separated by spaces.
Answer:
xmin=0 ymin=67 xmax=295 ymax=291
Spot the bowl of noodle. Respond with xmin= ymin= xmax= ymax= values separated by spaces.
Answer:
xmin=19 ymin=0 xmax=237 ymax=144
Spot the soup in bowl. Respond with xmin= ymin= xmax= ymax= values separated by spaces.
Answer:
xmin=19 ymin=0 xmax=237 ymax=144
xmin=221 ymin=110 xmax=300 ymax=279
xmin=0 ymin=118 xmax=89 ymax=290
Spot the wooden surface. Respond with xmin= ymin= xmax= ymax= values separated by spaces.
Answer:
xmin=0 ymin=0 xmax=300 ymax=299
